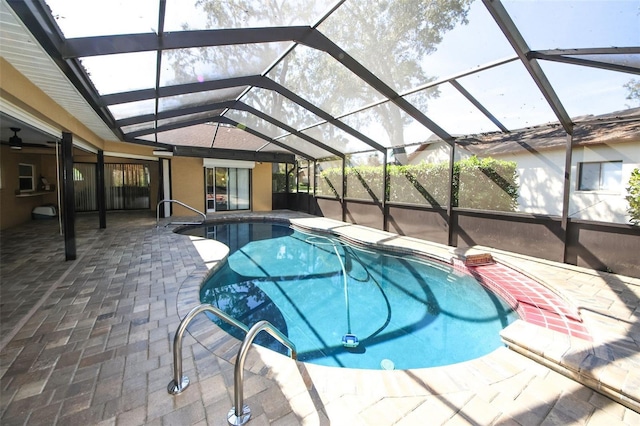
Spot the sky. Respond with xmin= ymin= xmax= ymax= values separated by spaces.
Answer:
xmin=42 ymin=0 xmax=640 ymax=149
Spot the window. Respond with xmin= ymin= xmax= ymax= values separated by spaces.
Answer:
xmin=73 ymin=163 xmax=97 ymax=211
xmin=104 ymin=163 xmax=151 ymax=210
xmin=73 ymin=167 xmax=84 ymax=181
xmin=18 ymin=163 xmax=35 ymax=192
xmin=272 ymin=163 xmax=288 ymax=193
xmin=578 ymin=161 xmax=622 ymax=191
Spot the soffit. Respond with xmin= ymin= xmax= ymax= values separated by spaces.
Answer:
xmin=0 ymin=0 xmax=118 ymax=142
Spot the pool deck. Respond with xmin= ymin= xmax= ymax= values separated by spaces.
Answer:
xmin=1 ymin=210 xmax=639 ymax=425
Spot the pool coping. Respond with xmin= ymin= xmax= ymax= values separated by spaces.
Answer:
xmin=171 ymin=213 xmax=640 ymax=414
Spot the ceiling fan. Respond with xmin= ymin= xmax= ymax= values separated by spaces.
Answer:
xmin=9 ymin=127 xmax=22 ymax=150
xmin=4 ymin=127 xmax=59 ymax=150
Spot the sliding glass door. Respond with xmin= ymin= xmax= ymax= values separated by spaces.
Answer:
xmin=73 ymin=163 xmax=97 ymax=211
xmin=229 ymin=168 xmax=250 ymax=210
xmin=205 ymin=167 xmax=250 ymax=212
xmin=73 ymin=163 xmax=150 ymax=211
xmin=105 ymin=164 xmax=150 ymax=210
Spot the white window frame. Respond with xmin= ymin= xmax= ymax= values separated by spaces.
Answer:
xmin=204 ymin=166 xmax=251 ymax=212
xmin=18 ymin=163 xmax=35 ymax=192
xmin=577 ymin=161 xmax=622 ymax=192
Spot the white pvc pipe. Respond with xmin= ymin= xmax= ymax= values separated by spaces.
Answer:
xmin=56 ymin=141 xmax=62 ymax=235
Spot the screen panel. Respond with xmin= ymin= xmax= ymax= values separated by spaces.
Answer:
xmin=267 ymin=45 xmax=385 ymax=118
xmin=164 ymin=0 xmax=334 ymax=31
xmin=504 ymin=0 xmax=640 ymax=50
xmin=161 ymin=43 xmax=292 ymax=86
xmin=319 ymin=0 xmax=515 ymax=92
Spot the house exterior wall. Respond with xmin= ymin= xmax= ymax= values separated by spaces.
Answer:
xmin=406 ymin=137 xmax=639 ymax=224
xmin=570 ymin=142 xmax=638 ymax=223
xmin=1 ymin=145 xmax=163 ymax=230
xmin=0 ymin=146 xmax=58 ymax=229
xmin=1 ymin=140 xmax=274 ymax=229
xmin=252 ymin=162 xmax=272 ymax=211
xmin=503 ymin=149 xmax=566 ymax=217
xmin=1 ymin=62 xmax=276 ymax=229
xmin=493 ymin=140 xmax=639 ymax=224
xmin=168 ymin=159 xmax=272 ymax=215
xmin=406 ymin=142 xmax=455 ymax=164
xmin=171 ymin=157 xmax=205 ymax=216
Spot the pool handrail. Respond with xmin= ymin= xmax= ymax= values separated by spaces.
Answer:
xmin=167 ymin=304 xmax=297 ymax=426
xmin=167 ymin=304 xmax=249 ymax=395
xmin=229 ymin=320 xmax=297 ymax=426
xmin=156 ymin=199 xmax=206 ymax=227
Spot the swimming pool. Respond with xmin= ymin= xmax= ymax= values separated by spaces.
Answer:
xmin=184 ymin=222 xmax=518 ymax=370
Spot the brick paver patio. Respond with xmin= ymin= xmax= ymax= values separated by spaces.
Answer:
xmin=1 ymin=211 xmax=638 ymax=425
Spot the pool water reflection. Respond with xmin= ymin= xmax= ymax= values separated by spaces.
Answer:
xmin=183 ymin=222 xmax=518 ymax=370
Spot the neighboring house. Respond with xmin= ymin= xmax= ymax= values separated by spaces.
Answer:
xmin=408 ymin=108 xmax=640 ymax=225
xmin=402 ymin=135 xmax=455 ymax=165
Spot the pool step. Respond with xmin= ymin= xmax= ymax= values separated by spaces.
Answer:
xmin=501 ymin=320 xmax=640 ymax=413
xmin=467 ymin=262 xmax=589 ymax=339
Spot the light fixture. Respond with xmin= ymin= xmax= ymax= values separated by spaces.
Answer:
xmin=153 ymin=150 xmax=173 ymax=157
xmin=9 ymin=127 xmax=22 ymax=150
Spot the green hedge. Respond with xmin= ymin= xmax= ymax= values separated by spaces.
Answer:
xmin=272 ymin=173 xmax=287 ymax=193
xmin=317 ymin=156 xmax=519 ymax=211
xmin=454 ymin=156 xmax=519 ymax=211
xmin=627 ymin=168 xmax=640 ymax=225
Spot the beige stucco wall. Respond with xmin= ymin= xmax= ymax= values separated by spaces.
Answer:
xmin=1 ymin=147 xmax=162 ymax=229
xmin=0 ymin=60 xmax=164 ymax=229
xmin=1 ymin=59 xmax=103 ymax=230
xmin=252 ymin=162 xmax=272 ymax=211
xmin=171 ymin=157 xmax=205 ymax=216
xmin=1 ymin=59 xmax=275 ymax=229
xmin=1 ymin=146 xmax=58 ymax=229
xmin=1 ymin=139 xmax=275 ymax=228
xmin=162 ymin=160 xmax=273 ymax=215
xmin=103 ymin=141 xmax=156 ymax=157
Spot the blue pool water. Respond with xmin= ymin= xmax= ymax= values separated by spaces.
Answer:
xmin=185 ymin=222 xmax=518 ymax=370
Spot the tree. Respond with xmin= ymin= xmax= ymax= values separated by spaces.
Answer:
xmin=271 ymin=0 xmax=473 ymax=154
xmin=627 ymin=168 xmax=640 ymax=225
xmin=624 ymin=79 xmax=640 ymax=107
xmin=165 ymin=0 xmax=473 ymax=155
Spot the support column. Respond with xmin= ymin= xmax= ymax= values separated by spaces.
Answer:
xmin=61 ymin=132 xmax=76 ymax=261
xmin=561 ymin=132 xmax=574 ymax=263
xmin=285 ymin=162 xmax=290 ymax=202
xmin=382 ymin=150 xmax=389 ymax=232
xmin=447 ymin=142 xmax=456 ymax=247
xmin=341 ymin=157 xmax=346 ymax=222
xmin=159 ymin=158 xmax=171 ymax=218
xmin=287 ymin=162 xmax=294 ymax=210
xmin=312 ymin=160 xmax=317 ymax=215
xmin=97 ymin=150 xmax=106 ymax=229
xmin=158 ymin=159 xmax=165 ymax=217
xmin=307 ymin=161 xmax=311 ymax=214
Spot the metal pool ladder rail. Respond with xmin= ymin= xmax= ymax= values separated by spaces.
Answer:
xmin=167 ymin=304 xmax=297 ymax=426
xmin=156 ymin=199 xmax=206 ymax=227
xmin=229 ymin=320 xmax=297 ymax=426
